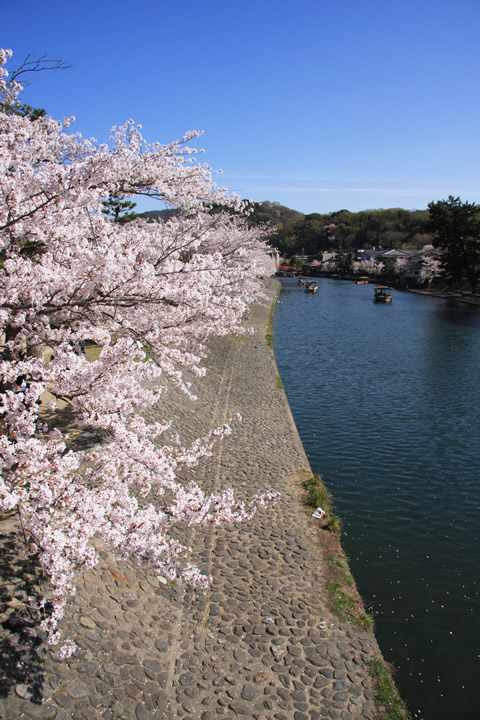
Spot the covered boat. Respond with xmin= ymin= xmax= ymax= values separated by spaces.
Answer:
xmin=373 ymin=285 xmax=393 ymax=303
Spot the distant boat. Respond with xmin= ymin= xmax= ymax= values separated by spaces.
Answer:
xmin=355 ymin=276 xmax=369 ymax=284
xmin=373 ymin=285 xmax=392 ymax=303
xmin=305 ymin=281 xmax=318 ymax=294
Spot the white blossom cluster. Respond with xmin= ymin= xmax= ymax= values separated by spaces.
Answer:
xmin=0 ymin=51 xmax=278 ymax=658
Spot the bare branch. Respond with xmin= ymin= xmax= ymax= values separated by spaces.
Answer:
xmin=8 ymin=53 xmax=72 ymax=86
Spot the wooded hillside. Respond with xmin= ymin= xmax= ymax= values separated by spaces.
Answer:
xmin=246 ymin=201 xmax=432 ymax=257
xmin=139 ymin=202 xmax=432 ymax=259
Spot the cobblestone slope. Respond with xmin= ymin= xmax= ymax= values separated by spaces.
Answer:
xmin=0 ymin=279 xmax=383 ymax=720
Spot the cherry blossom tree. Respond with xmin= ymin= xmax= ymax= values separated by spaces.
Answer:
xmin=419 ymin=245 xmax=443 ymax=284
xmin=0 ymin=49 xmax=278 ymax=657
xmin=321 ymin=258 xmax=336 ymax=272
xmin=393 ymin=257 xmax=409 ymax=275
xmin=352 ymin=259 xmax=384 ymax=276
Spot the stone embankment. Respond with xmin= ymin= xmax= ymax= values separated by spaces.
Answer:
xmin=408 ymin=286 xmax=480 ymax=306
xmin=1 ymin=279 xmax=385 ymax=720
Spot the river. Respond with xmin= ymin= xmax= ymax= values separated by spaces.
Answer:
xmin=273 ymin=277 xmax=480 ymax=720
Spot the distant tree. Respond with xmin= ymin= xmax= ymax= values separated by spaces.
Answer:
xmin=102 ymin=194 xmax=138 ymax=224
xmin=393 ymin=257 xmax=409 ymax=276
xmin=419 ymin=247 xmax=443 ymax=284
xmin=246 ymin=202 xmax=431 ymax=257
xmin=382 ymin=257 xmax=396 ymax=276
xmin=138 ymin=208 xmax=180 ymax=223
xmin=353 ymin=259 xmax=384 ymax=276
xmin=427 ymin=196 xmax=480 ymax=292
xmin=248 ymin=201 xmax=304 ymax=255
xmin=322 ymin=257 xmax=336 ymax=272
xmin=13 ymin=103 xmax=46 ymax=120
xmin=295 ymin=214 xmax=329 ymax=255
xmin=335 ymin=249 xmax=352 ymax=274
xmin=0 ymin=49 xmax=71 ymax=115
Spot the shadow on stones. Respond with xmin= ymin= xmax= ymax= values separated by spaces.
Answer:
xmin=0 ymin=407 xmax=103 ymax=703
xmin=0 ymin=517 xmax=47 ymax=703
xmin=40 ymin=404 xmax=104 ymax=453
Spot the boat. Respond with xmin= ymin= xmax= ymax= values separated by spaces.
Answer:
xmin=298 ymin=277 xmax=308 ymax=286
xmin=305 ymin=281 xmax=318 ymax=294
xmin=373 ymin=285 xmax=392 ymax=303
xmin=355 ymin=276 xmax=369 ymax=284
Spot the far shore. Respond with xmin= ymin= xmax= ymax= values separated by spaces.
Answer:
xmin=407 ymin=286 xmax=480 ymax=306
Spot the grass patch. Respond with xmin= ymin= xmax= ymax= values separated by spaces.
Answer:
xmin=302 ymin=474 xmax=341 ymax=535
xmin=326 ymin=512 xmax=342 ymax=535
xmin=369 ymin=659 xmax=411 ymax=720
xmin=304 ymin=473 xmax=374 ymax=630
xmin=265 ymin=299 xmax=275 ymax=349
xmin=275 ymin=375 xmax=284 ymax=389
xmin=326 ymin=581 xmax=374 ymax=631
xmin=327 ymin=555 xmax=349 ymax=570
xmin=84 ymin=342 xmax=102 ymax=361
xmin=327 ymin=556 xmax=354 ymax=586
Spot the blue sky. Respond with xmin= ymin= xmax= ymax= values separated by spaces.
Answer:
xmin=2 ymin=0 xmax=480 ymax=215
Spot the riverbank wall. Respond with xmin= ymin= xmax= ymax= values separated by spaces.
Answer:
xmin=1 ymin=278 xmax=388 ymax=720
xmin=408 ymin=286 xmax=480 ymax=306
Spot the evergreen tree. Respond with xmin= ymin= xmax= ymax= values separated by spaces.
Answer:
xmin=428 ymin=196 xmax=480 ymax=292
xmin=102 ymin=194 xmax=138 ymax=224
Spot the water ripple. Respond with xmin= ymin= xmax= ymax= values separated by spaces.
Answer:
xmin=274 ymin=278 xmax=480 ymax=720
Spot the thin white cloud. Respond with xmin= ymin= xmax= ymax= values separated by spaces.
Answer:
xmin=242 ymin=185 xmax=480 ymax=196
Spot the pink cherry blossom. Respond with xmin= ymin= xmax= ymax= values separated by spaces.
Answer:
xmin=419 ymin=247 xmax=443 ymax=283
xmin=0 ymin=50 xmax=278 ymax=651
